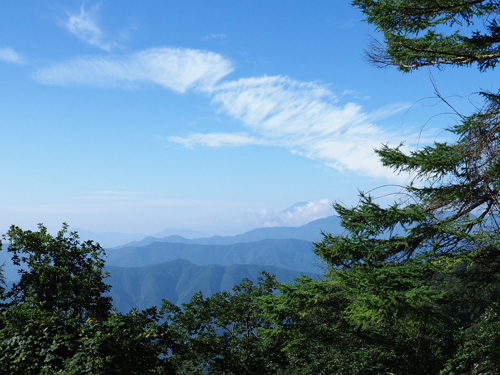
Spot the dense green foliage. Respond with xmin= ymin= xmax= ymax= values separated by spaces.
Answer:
xmin=160 ymin=274 xmax=286 ymax=374
xmin=352 ymin=0 xmax=500 ymax=71
xmin=1 ymin=1 xmax=499 ymax=373
xmin=0 ymin=226 xmax=165 ymax=374
xmin=255 ymin=1 xmax=500 ymax=373
xmin=5 ymin=224 xmax=111 ymax=322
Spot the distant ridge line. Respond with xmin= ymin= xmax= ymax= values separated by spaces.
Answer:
xmin=114 ymin=215 xmax=342 ymax=248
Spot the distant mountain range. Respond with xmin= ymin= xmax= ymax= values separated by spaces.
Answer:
xmin=106 ymin=259 xmax=319 ymax=313
xmin=2 ymin=215 xmax=341 ymax=312
xmin=74 ymin=228 xmax=207 ymax=248
xmin=115 ymin=215 xmax=343 ymax=248
xmin=105 ymin=238 xmax=324 ymax=274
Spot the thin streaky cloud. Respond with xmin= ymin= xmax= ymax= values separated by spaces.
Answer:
xmin=0 ymin=47 xmax=25 ymax=64
xmin=35 ymin=44 xmax=412 ymax=179
xmin=93 ymin=190 xmax=149 ymax=196
xmin=2 ymin=198 xmax=237 ymax=215
xmin=75 ymin=191 xmax=150 ymax=201
xmin=75 ymin=196 xmax=137 ymax=201
xmin=168 ymin=132 xmax=267 ymax=148
xmin=64 ymin=3 xmax=115 ymax=51
xmin=34 ymin=47 xmax=234 ymax=93
xmin=212 ymin=76 xmax=339 ymax=137
xmin=203 ymin=33 xmax=227 ymax=41
xmin=207 ymin=76 xmax=410 ymax=179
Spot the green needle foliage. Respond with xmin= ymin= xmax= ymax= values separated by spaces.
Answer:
xmin=259 ymin=2 xmax=500 ymax=374
xmin=352 ymin=0 xmax=500 ymax=71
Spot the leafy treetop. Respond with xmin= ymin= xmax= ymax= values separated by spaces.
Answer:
xmin=4 ymin=223 xmax=111 ymax=322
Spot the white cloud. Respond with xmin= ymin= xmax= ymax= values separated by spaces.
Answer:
xmin=74 ymin=191 xmax=150 ymax=201
xmin=64 ymin=3 xmax=115 ymax=51
xmin=204 ymin=76 xmax=410 ymax=179
xmin=168 ymin=132 xmax=267 ymax=148
xmin=212 ymin=76 xmax=339 ymax=137
xmin=157 ymin=74 xmax=411 ymax=179
xmin=0 ymin=47 xmax=25 ymax=64
xmin=34 ymin=42 xmax=412 ymax=179
xmin=248 ymin=199 xmax=334 ymax=227
xmin=34 ymin=47 xmax=233 ymax=93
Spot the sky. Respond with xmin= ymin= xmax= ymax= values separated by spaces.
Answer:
xmin=0 ymin=1 xmax=497 ymax=236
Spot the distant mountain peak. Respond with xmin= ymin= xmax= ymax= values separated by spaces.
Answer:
xmin=151 ymin=228 xmax=206 ymax=239
xmin=280 ymin=201 xmax=310 ymax=214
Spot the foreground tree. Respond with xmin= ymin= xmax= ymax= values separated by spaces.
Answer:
xmin=260 ymin=2 xmax=500 ymax=374
xmin=352 ymin=0 xmax=500 ymax=71
xmin=0 ymin=225 xmax=165 ymax=374
xmin=4 ymin=223 xmax=112 ymax=321
xmin=60 ymin=307 xmax=164 ymax=374
xmin=0 ymin=224 xmax=111 ymax=372
xmin=161 ymin=274 xmax=286 ymax=375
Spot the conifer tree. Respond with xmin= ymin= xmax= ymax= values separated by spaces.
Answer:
xmin=352 ymin=0 xmax=500 ymax=71
xmin=262 ymin=2 xmax=500 ymax=373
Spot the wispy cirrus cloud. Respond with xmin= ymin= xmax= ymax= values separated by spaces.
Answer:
xmin=168 ymin=132 xmax=267 ymax=148
xmin=34 ymin=47 xmax=233 ymax=93
xmin=203 ymin=33 xmax=227 ymax=41
xmin=63 ymin=3 xmax=115 ymax=51
xmin=34 ymin=44 xmax=411 ymax=179
xmin=170 ymin=75 xmax=410 ymax=178
xmin=74 ymin=191 xmax=150 ymax=201
xmin=0 ymin=47 xmax=25 ymax=64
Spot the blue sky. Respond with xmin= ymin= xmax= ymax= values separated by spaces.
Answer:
xmin=1 ymin=1 xmax=496 ymax=235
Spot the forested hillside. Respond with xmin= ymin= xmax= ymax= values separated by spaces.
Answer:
xmin=106 ymin=260 xmax=318 ymax=312
xmin=1 ymin=1 xmax=500 ymax=373
xmin=105 ymin=239 xmax=321 ymax=272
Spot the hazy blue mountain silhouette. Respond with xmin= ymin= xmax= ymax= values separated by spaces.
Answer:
xmin=106 ymin=259 xmax=319 ymax=312
xmin=116 ymin=215 xmax=342 ymax=248
xmin=1 ymin=216 xmax=340 ymax=281
xmin=2 ymin=215 xmax=338 ymax=313
xmin=75 ymin=228 xmax=206 ymax=248
xmin=105 ymin=238 xmax=324 ymax=274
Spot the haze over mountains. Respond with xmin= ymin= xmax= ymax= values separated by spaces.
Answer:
xmin=106 ymin=239 xmax=320 ymax=273
xmin=74 ymin=228 xmax=208 ymax=248
xmin=2 ymin=214 xmax=343 ymax=312
xmin=114 ymin=215 xmax=342 ymax=248
xmin=102 ymin=215 xmax=342 ymax=311
xmin=106 ymin=260 xmax=318 ymax=313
